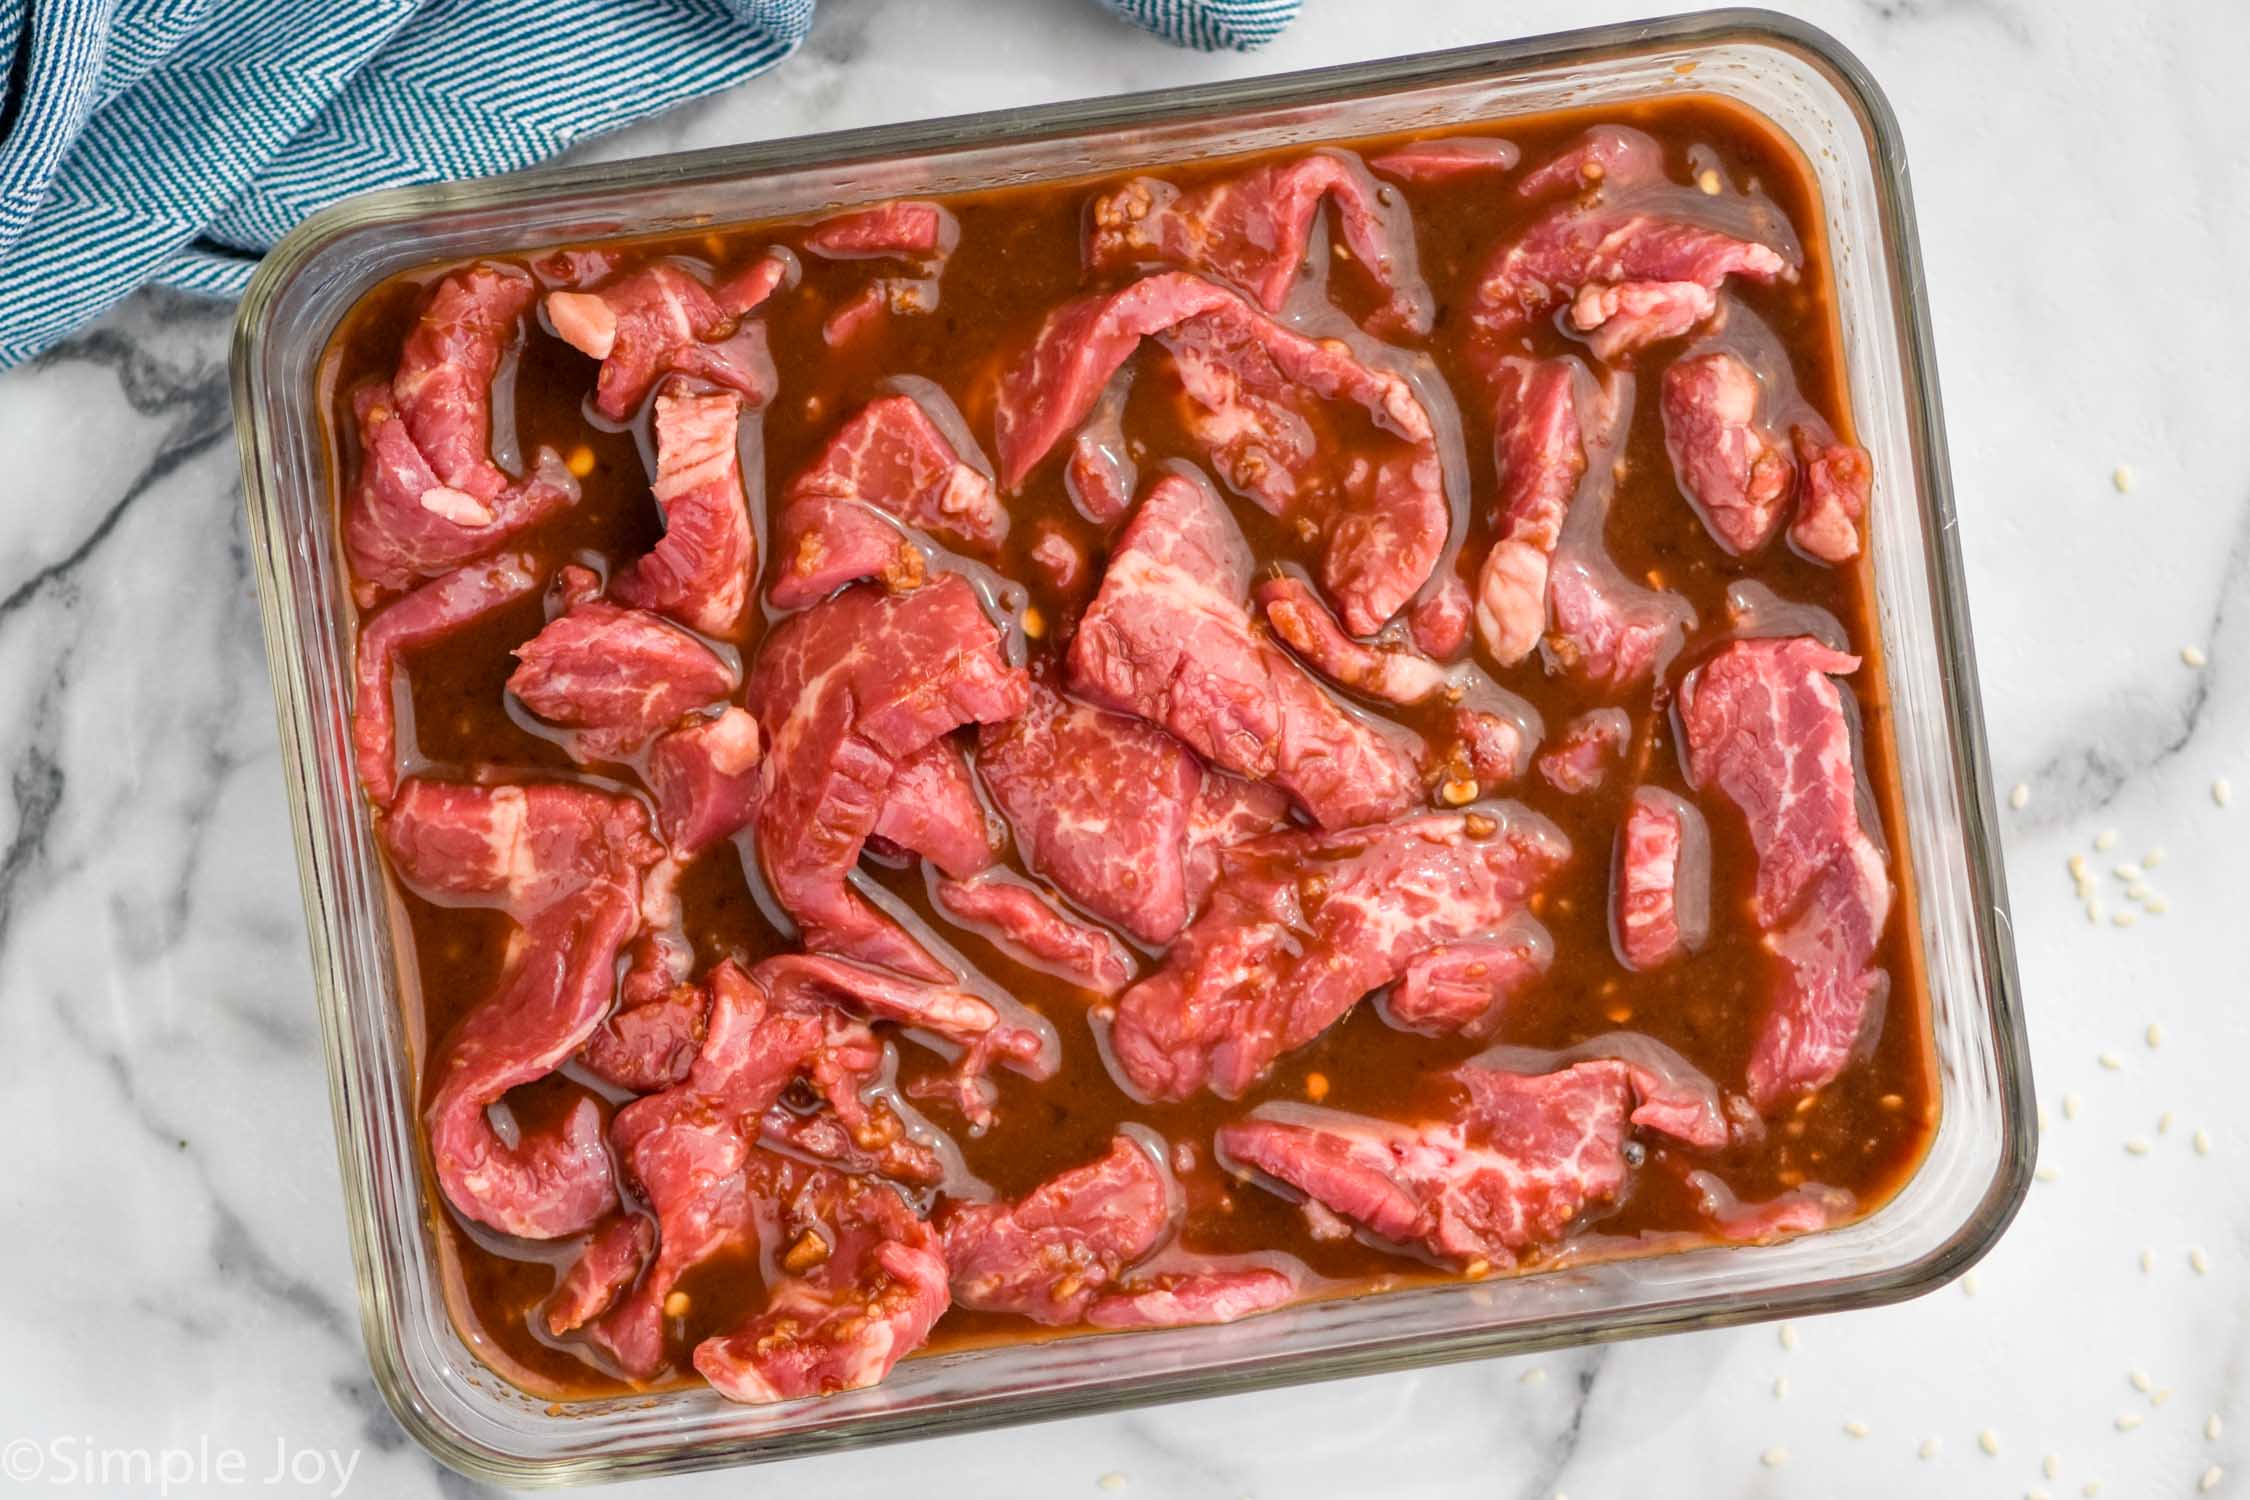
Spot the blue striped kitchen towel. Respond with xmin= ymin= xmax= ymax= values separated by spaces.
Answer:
xmin=0 ymin=0 xmax=1301 ymax=366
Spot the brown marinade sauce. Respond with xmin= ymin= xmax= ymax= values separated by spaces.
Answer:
xmin=324 ymin=93 xmax=1937 ymax=1400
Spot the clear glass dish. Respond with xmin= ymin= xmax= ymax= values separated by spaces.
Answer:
xmin=230 ymin=8 xmax=2032 ymax=1485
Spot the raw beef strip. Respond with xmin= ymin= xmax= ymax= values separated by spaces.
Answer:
xmin=1544 ymin=553 xmax=1689 ymax=691
xmin=1369 ymin=138 xmax=1521 ymax=183
xmin=1474 ymin=357 xmax=1587 ymax=666
xmin=1466 ymin=141 xmax=1787 ymax=364
xmin=869 ymin=738 xmax=994 ymax=879
xmin=974 ymin=680 xmax=1200 ymax=943
xmin=1661 ymin=351 xmax=1795 ymax=555
xmin=1536 ymin=708 xmax=1629 ymax=795
xmin=1678 ymin=637 xmax=1892 ymax=1108
xmin=343 ymin=266 xmax=578 ymax=596
xmin=769 ymin=393 xmax=1007 ymax=610
xmin=1083 ymin=1264 xmax=1301 ymax=1328
xmin=544 ymin=1215 xmax=656 ymax=1336
xmin=1180 ymin=772 xmax=1294 ymax=915
xmin=1612 ymin=786 xmax=1711 ymax=972
xmin=1257 ymin=574 xmax=1449 ymax=706
xmin=804 ymin=200 xmax=957 ymax=262
xmin=994 ymin=272 xmax=1449 ymax=634
xmin=1514 ymin=126 xmax=1665 ymax=201
xmin=1445 ymin=705 xmax=1535 ymax=788
xmin=545 ymin=257 xmax=785 ymax=420
xmin=508 ymin=566 xmax=738 ymax=763
xmin=1383 ymin=922 xmax=1553 ymax=1037
xmin=1408 ymin=573 xmax=1473 ymax=659
xmin=1108 ymin=805 xmax=1571 ymax=1100
xmin=351 ymin=552 xmax=538 ymax=806
xmin=1788 ymin=426 xmax=1872 ymax=564
xmin=694 ymin=1171 xmax=950 ymax=1404
xmin=1471 ymin=1032 xmax=1731 ymax=1153
xmin=1216 ymin=1060 xmax=1648 ymax=1266
xmin=1685 ymin=1169 xmax=1854 ymax=1242
xmin=645 ymin=706 xmax=763 ymax=855
xmin=610 ymin=386 xmax=756 ymax=636
xmin=938 ymin=1136 xmax=1171 ymax=1323
xmin=933 ymin=872 xmax=1135 ymax=996
xmin=1066 ymin=470 xmax=1423 ymax=829
xmin=1086 ymin=152 xmax=1432 ymax=334
xmin=382 ymin=778 xmax=663 ymax=1238
xmin=747 ymin=576 xmax=1029 ymax=979
xmin=1064 ymin=367 xmax=1137 ymax=525
xmin=577 ymin=975 xmax=710 ymax=1095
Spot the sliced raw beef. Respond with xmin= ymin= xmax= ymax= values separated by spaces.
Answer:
xmin=1109 ymin=805 xmax=1570 ymax=1100
xmin=352 ymin=552 xmax=539 ymax=806
xmin=870 ymin=739 xmax=994 ymax=879
xmin=747 ymin=576 xmax=1029 ymax=978
xmin=1064 ymin=368 xmax=1137 ymax=525
xmin=545 ymin=257 xmax=785 ymax=420
xmin=1466 ymin=136 xmax=1787 ymax=363
xmin=804 ymin=200 xmax=957 ymax=262
xmin=933 ymin=872 xmax=1135 ymax=996
xmin=1369 ymin=138 xmax=1521 ymax=183
xmin=382 ymin=778 xmax=663 ymax=1239
xmin=1083 ymin=1264 xmax=1301 ymax=1328
xmin=1661 ymin=351 xmax=1795 ymax=555
xmin=1788 ymin=426 xmax=1872 ymax=564
xmin=1678 ymin=637 xmax=1891 ymax=1108
xmin=1444 ymin=704 xmax=1535 ymax=789
xmin=769 ymin=393 xmax=1007 ymax=610
xmin=1257 ymin=574 xmax=1448 ymax=706
xmin=939 ymin=1136 xmax=1172 ymax=1323
xmin=611 ymin=386 xmax=757 ymax=636
xmin=1216 ymin=1059 xmax=1651 ymax=1267
xmin=694 ymin=1170 xmax=950 ymax=1404
xmin=1383 ymin=922 xmax=1553 ymax=1037
xmin=1544 ymin=553 xmax=1689 ymax=691
xmin=1066 ymin=470 xmax=1423 ymax=828
xmin=1475 ymin=357 xmax=1587 ymax=666
xmin=1408 ymin=572 xmax=1473 ymax=660
xmin=994 ymin=272 xmax=1449 ymax=634
xmin=1514 ymin=126 xmax=1665 ymax=201
xmin=1180 ymin=772 xmax=1295 ymax=914
xmin=1086 ymin=152 xmax=1432 ymax=335
xmin=1612 ymin=786 xmax=1711 ymax=972
xmin=577 ymin=974 xmax=710 ymax=1095
xmin=344 ymin=266 xmax=578 ymax=597
xmin=1686 ymin=1169 xmax=1854 ymax=1243
xmin=1536 ymin=709 xmax=1629 ymax=795
xmin=544 ymin=1215 xmax=656 ymax=1336
xmin=508 ymin=566 xmax=738 ymax=763
xmin=645 ymin=706 xmax=764 ymax=855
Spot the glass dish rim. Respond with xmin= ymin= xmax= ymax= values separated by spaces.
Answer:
xmin=230 ymin=7 xmax=2034 ymax=1485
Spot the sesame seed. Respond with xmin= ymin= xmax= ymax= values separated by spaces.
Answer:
xmin=2195 ymin=1129 xmax=2212 ymax=1155
xmin=1779 ymin=1323 xmax=1797 ymax=1351
xmin=1773 ymin=1375 xmax=1789 ymax=1398
xmin=2183 ymin=645 xmax=2210 ymax=668
xmin=2130 ymin=1369 xmax=2153 ymax=1393
xmin=2036 ymin=1165 xmax=2061 ymax=1182
xmin=1098 ymin=1474 xmax=1127 ymax=1491
xmin=2191 ymin=1246 xmax=2211 ymax=1274
xmin=1920 ymin=1437 xmax=1941 ymax=1460
xmin=2140 ymin=1248 xmax=2156 ymax=1272
xmin=2126 ymin=881 xmax=2152 ymax=902
xmin=1844 ymin=1420 xmax=1870 ymax=1438
xmin=2113 ymin=465 xmax=2134 ymax=492
xmin=2116 ymin=1413 xmax=2143 ymax=1432
xmin=2010 ymin=782 xmax=2030 ymax=809
xmin=1520 ymin=1366 xmax=1546 ymax=1385
xmin=2115 ymin=862 xmax=2144 ymax=881
xmin=2144 ymin=847 xmax=2166 ymax=868
xmin=2148 ymin=1024 xmax=2165 ymax=1048
xmin=2040 ymin=1104 xmax=2053 ymax=1131
xmin=2114 ymin=910 xmax=2139 ymax=928
xmin=2202 ymin=1466 xmax=2223 ymax=1493
xmin=2156 ymin=1388 xmax=2175 ymax=1407
xmin=2030 ymin=1490 xmax=2052 ymax=1500
xmin=1760 ymin=1446 xmax=1788 ymax=1468
xmin=2217 ymin=777 xmax=2234 ymax=807
xmin=2083 ymin=1484 xmax=2102 ymax=1498
xmin=2099 ymin=1052 xmax=2124 ymax=1070
xmin=2125 ymin=1137 xmax=2152 ymax=1155
xmin=2045 ymin=1454 xmax=2062 ymax=1479
xmin=2063 ymin=1092 xmax=2083 ymax=1120
xmin=1981 ymin=1429 xmax=2002 ymax=1455
xmin=2208 ymin=1414 xmax=2223 ymax=1441
xmin=1697 ymin=168 xmax=1723 ymax=195
xmin=2086 ymin=899 xmax=2103 ymax=924
xmin=1962 ymin=1272 xmax=1980 ymax=1296
xmin=2160 ymin=1111 xmax=2176 ymax=1134
xmin=2146 ymin=895 xmax=2170 ymax=914
xmin=2095 ymin=829 xmax=2120 ymax=851
xmin=2069 ymin=854 xmax=2090 ymax=881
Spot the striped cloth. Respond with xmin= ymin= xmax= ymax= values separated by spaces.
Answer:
xmin=0 ymin=0 xmax=1301 ymax=366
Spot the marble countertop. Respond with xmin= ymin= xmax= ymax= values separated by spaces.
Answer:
xmin=4 ymin=1 xmax=2246 ymax=1495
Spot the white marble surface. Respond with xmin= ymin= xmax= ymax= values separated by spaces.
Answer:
xmin=3 ymin=1 xmax=2246 ymax=1495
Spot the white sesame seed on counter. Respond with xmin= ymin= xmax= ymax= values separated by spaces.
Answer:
xmin=2182 ymin=644 xmax=2209 ymax=668
xmin=1919 ymin=1437 xmax=1941 ymax=1460
xmin=2063 ymin=1092 xmax=2084 ymax=1120
xmin=2044 ymin=1453 xmax=2062 ymax=1480
xmin=2218 ymin=777 xmax=2235 ymax=808
xmin=2010 ymin=781 xmax=2031 ymax=809
xmin=2191 ymin=1247 xmax=2212 ymax=1275
xmin=1843 ymin=1420 xmax=1870 ymax=1439
xmin=2209 ymin=1414 xmax=2225 ymax=1442
xmin=2113 ymin=465 xmax=2135 ymax=492
xmin=2195 ymin=1128 xmax=2213 ymax=1155
xmin=1778 ymin=1323 xmax=1797 ymax=1351
xmin=1759 ymin=1446 xmax=1788 ymax=1468
xmin=2094 ymin=829 xmax=2120 ymax=852
xmin=2202 ymin=1466 xmax=2225 ymax=1494
xmin=2115 ymin=1413 xmax=2143 ymax=1432
xmin=1980 ymin=1428 xmax=2002 ymax=1456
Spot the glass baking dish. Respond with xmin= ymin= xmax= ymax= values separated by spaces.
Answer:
xmin=230 ymin=7 xmax=2032 ymax=1485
